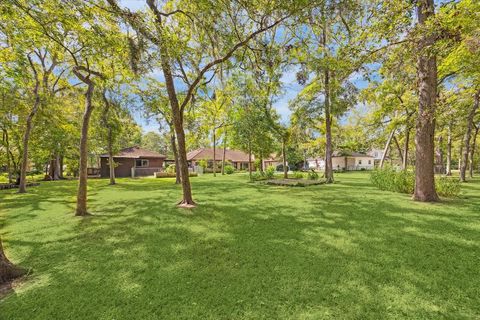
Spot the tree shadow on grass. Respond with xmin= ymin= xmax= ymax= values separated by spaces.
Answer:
xmin=1 ymin=174 xmax=480 ymax=319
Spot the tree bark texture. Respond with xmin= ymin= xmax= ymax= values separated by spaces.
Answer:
xmin=413 ymin=0 xmax=439 ymax=202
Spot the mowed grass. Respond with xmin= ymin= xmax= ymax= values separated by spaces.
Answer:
xmin=0 ymin=172 xmax=479 ymax=319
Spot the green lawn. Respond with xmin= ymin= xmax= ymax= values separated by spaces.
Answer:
xmin=1 ymin=172 xmax=479 ymax=319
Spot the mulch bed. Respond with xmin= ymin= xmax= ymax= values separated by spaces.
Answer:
xmin=264 ymin=179 xmax=326 ymax=187
xmin=0 ymin=183 xmax=40 ymax=190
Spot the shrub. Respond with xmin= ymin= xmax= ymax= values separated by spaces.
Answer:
xmin=292 ymin=171 xmax=304 ymax=179
xmin=224 ymin=165 xmax=235 ymax=174
xmin=436 ymin=176 xmax=461 ymax=197
xmin=251 ymin=170 xmax=266 ymax=181
xmin=308 ymin=170 xmax=319 ymax=180
xmin=166 ymin=164 xmax=176 ymax=174
xmin=371 ymin=166 xmax=461 ymax=197
xmin=370 ymin=166 xmax=414 ymax=194
xmin=265 ymin=166 xmax=276 ymax=179
xmin=198 ymin=159 xmax=207 ymax=169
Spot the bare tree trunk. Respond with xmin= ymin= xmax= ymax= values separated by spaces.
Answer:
xmin=436 ymin=136 xmax=444 ymax=174
xmin=53 ymin=153 xmax=61 ymax=180
xmin=75 ymin=81 xmax=95 ymax=216
xmin=59 ymin=156 xmax=64 ymax=179
xmin=3 ymin=129 xmax=13 ymax=184
xmin=108 ymin=133 xmax=116 ymax=185
xmin=19 ymin=56 xmax=40 ymax=193
xmin=380 ymin=129 xmax=395 ymax=168
xmin=282 ymin=138 xmax=288 ymax=179
xmin=413 ymin=0 xmax=439 ymax=202
xmin=402 ymin=126 xmax=411 ymax=170
xmin=0 ymin=236 xmax=26 ymax=285
xmin=469 ymin=124 xmax=478 ymax=178
xmin=323 ymin=42 xmax=333 ymax=183
xmin=221 ymin=127 xmax=227 ymax=175
xmin=213 ymin=128 xmax=217 ymax=177
xmin=248 ymin=143 xmax=252 ymax=180
xmin=460 ymin=91 xmax=479 ymax=182
xmin=393 ymin=135 xmax=404 ymax=165
xmin=170 ymin=131 xmax=181 ymax=184
xmin=446 ymin=123 xmax=452 ymax=175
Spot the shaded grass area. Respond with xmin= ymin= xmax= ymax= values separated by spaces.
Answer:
xmin=0 ymin=172 xmax=479 ymax=319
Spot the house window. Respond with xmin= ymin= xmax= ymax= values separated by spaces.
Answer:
xmin=135 ymin=159 xmax=149 ymax=167
xmin=368 ymin=160 xmax=371 ymax=165
xmin=358 ymin=160 xmax=362 ymax=165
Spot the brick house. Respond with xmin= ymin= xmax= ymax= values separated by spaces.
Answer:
xmin=100 ymin=146 xmax=166 ymax=178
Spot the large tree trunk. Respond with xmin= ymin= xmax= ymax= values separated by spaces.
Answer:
xmin=152 ymin=11 xmax=194 ymax=206
xmin=53 ymin=154 xmax=61 ymax=180
xmin=402 ymin=126 xmax=411 ymax=170
xmin=446 ymin=123 xmax=452 ymax=175
xmin=18 ymin=63 xmax=40 ymax=193
xmin=324 ymin=70 xmax=334 ymax=183
xmin=460 ymin=91 xmax=479 ymax=182
xmin=413 ymin=0 xmax=439 ymax=202
xmin=380 ymin=129 xmax=395 ymax=168
xmin=170 ymin=131 xmax=181 ymax=184
xmin=282 ymin=138 xmax=288 ymax=179
xmin=0 ymin=236 xmax=26 ymax=285
xmin=469 ymin=125 xmax=479 ymax=178
xmin=323 ymin=30 xmax=334 ymax=183
xmin=75 ymin=82 xmax=95 ymax=216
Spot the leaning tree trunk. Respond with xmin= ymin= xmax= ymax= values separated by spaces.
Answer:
xmin=156 ymin=20 xmax=194 ymax=206
xmin=446 ymin=123 xmax=452 ymax=175
xmin=170 ymin=131 xmax=181 ymax=184
xmin=0 ymin=236 xmax=26 ymax=285
xmin=393 ymin=136 xmax=404 ymax=165
xmin=460 ymin=91 xmax=479 ymax=182
xmin=380 ymin=129 xmax=396 ymax=168
xmin=469 ymin=125 xmax=479 ymax=178
xmin=76 ymin=81 xmax=95 ymax=216
xmin=413 ymin=0 xmax=439 ymax=202
xmin=18 ymin=73 xmax=40 ymax=193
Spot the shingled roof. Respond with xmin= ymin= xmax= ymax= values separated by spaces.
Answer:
xmin=186 ymin=148 xmax=250 ymax=162
xmin=100 ymin=146 xmax=166 ymax=159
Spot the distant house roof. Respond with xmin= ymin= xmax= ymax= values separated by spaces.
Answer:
xmin=100 ymin=146 xmax=166 ymax=159
xmin=332 ymin=151 xmax=374 ymax=158
xmin=187 ymin=148 xmax=250 ymax=162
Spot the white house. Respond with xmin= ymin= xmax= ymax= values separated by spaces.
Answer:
xmin=307 ymin=152 xmax=375 ymax=171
